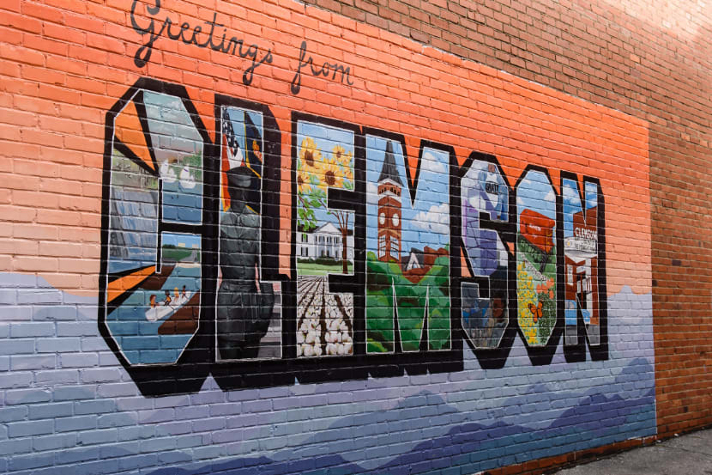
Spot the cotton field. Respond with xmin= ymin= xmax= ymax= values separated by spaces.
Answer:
xmin=297 ymin=276 xmax=353 ymax=357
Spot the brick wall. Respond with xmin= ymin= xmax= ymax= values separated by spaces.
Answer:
xmin=0 ymin=0 xmax=705 ymax=473
xmin=298 ymin=0 xmax=712 ymax=438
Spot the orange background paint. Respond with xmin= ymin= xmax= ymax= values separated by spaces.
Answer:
xmin=0 ymin=0 xmax=649 ymax=296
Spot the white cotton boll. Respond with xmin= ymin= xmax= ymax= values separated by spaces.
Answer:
xmin=325 ymin=332 xmax=333 ymax=343
xmin=304 ymin=345 xmax=314 ymax=357
xmin=306 ymin=331 xmax=315 ymax=344
xmin=336 ymin=343 xmax=345 ymax=355
xmin=300 ymin=322 xmax=308 ymax=332
xmin=343 ymin=333 xmax=352 ymax=344
xmin=315 ymin=346 xmax=323 ymax=356
xmin=297 ymin=345 xmax=303 ymax=357
xmin=336 ymin=332 xmax=343 ymax=343
xmin=339 ymin=322 xmax=348 ymax=332
xmin=343 ymin=342 xmax=352 ymax=354
xmin=326 ymin=343 xmax=335 ymax=355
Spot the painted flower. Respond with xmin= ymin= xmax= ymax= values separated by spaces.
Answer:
xmin=300 ymin=137 xmax=321 ymax=170
xmin=333 ymin=145 xmax=347 ymax=163
xmin=319 ymin=158 xmax=344 ymax=190
xmin=297 ymin=168 xmax=313 ymax=194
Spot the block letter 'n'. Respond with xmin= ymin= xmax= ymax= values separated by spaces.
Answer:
xmin=561 ymin=173 xmax=608 ymax=361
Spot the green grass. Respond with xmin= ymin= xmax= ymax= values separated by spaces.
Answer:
xmin=298 ymin=262 xmax=353 ymax=276
xmin=365 ymin=251 xmax=451 ymax=353
xmin=162 ymin=247 xmax=195 ymax=262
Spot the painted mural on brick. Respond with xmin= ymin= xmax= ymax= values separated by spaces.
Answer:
xmin=0 ymin=1 xmax=658 ymax=474
xmin=98 ymin=79 xmax=614 ymax=374
xmin=460 ymin=157 xmax=510 ymax=349
xmin=562 ymin=175 xmax=602 ymax=347
xmin=365 ymin=136 xmax=451 ymax=353
xmin=102 ymin=87 xmax=205 ymax=366
xmin=516 ymin=169 xmax=558 ymax=348
xmin=216 ymin=106 xmax=281 ymax=361
xmin=295 ymin=120 xmax=355 ymax=358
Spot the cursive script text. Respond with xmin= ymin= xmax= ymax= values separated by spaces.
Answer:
xmin=130 ymin=0 xmax=273 ymax=85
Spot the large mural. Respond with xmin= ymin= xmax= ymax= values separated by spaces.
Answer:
xmin=100 ymin=80 xmax=608 ymax=385
xmin=0 ymin=0 xmax=655 ymax=474
xmin=99 ymin=80 xmax=611 ymax=380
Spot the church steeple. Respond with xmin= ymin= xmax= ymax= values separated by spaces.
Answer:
xmin=377 ymin=141 xmax=402 ymax=263
xmin=378 ymin=141 xmax=403 ymax=186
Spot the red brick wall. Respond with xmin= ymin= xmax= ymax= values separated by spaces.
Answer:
xmin=0 ymin=0 xmax=707 ymax=473
xmin=299 ymin=0 xmax=712 ymax=438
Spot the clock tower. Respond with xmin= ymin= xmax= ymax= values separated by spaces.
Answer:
xmin=377 ymin=141 xmax=403 ymax=263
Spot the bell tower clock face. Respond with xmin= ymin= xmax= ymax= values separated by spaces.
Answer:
xmin=379 ymin=212 xmax=386 ymax=225
xmin=392 ymin=213 xmax=399 ymax=227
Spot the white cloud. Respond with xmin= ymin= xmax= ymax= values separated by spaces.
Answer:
xmin=544 ymin=190 xmax=556 ymax=202
xmin=562 ymin=185 xmax=581 ymax=205
xmin=367 ymin=182 xmax=379 ymax=205
xmin=421 ymin=150 xmax=447 ymax=174
xmin=413 ymin=203 xmax=450 ymax=234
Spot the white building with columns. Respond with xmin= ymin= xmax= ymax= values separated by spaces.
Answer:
xmin=297 ymin=222 xmax=354 ymax=261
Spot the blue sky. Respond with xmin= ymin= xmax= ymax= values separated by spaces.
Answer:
xmin=562 ymin=178 xmax=598 ymax=238
xmin=296 ymin=121 xmax=355 ymax=230
xmin=516 ymin=170 xmax=556 ymax=222
xmin=162 ymin=232 xmax=201 ymax=250
xmin=366 ymin=136 xmax=450 ymax=255
xmin=143 ymin=91 xmax=202 ymax=164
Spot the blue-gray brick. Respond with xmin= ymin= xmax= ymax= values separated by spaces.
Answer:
xmin=74 ymin=399 xmax=116 ymax=415
xmin=61 ymin=352 xmax=99 ymax=368
xmin=118 ymin=453 xmax=158 ymax=470
xmin=138 ymin=436 xmax=176 ymax=453
xmin=80 ymin=337 xmax=110 ymax=352
xmin=138 ymin=408 xmax=174 ymax=424
xmin=96 ymin=382 xmax=138 ymax=398
xmin=10 ymin=354 xmax=56 ymax=371
xmin=80 ymin=368 xmax=122 ymax=383
xmin=55 ymin=446 xmax=101 ymax=464
xmin=97 ymin=413 xmax=137 ymax=429
xmin=10 ymin=322 xmax=55 ymax=337
xmin=5 ymin=388 xmax=51 ymax=405
xmin=32 ymin=305 xmax=78 ymax=321
xmin=56 ymin=322 xmax=97 ymax=337
xmin=98 ymin=441 xmax=138 ymax=459
xmin=54 ymin=385 xmax=96 ymax=401
xmin=36 ymin=337 xmax=82 ymax=353
xmin=34 ymin=369 xmax=79 ymax=385
xmin=32 ymin=433 xmax=77 ymax=452
xmin=0 ymin=406 xmax=28 ymax=423
xmin=77 ymin=428 xmax=118 ymax=445
xmin=0 ymin=437 xmax=32 ymax=456
xmin=7 ymin=420 xmax=53 ymax=437
xmin=29 ymin=402 xmax=73 ymax=420
xmin=17 ymin=289 xmax=62 ymax=304
xmin=0 ymin=306 xmax=31 ymax=321
xmin=55 ymin=415 xmax=96 ymax=433
xmin=0 ymin=339 xmax=34 ymax=355
xmin=8 ymin=452 xmax=54 ymax=470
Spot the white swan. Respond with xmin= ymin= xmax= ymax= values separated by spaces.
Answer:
xmin=179 ymin=166 xmax=196 ymax=189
